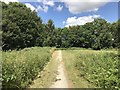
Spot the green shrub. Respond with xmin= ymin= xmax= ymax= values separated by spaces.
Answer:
xmin=2 ymin=47 xmax=51 ymax=88
xmin=75 ymin=51 xmax=119 ymax=89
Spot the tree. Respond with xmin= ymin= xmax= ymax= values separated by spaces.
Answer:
xmin=43 ymin=19 xmax=55 ymax=47
xmin=47 ymin=19 xmax=55 ymax=31
xmin=2 ymin=2 xmax=43 ymax=50
xmin=89 ymin=18 xmax=113 ymax=49
xmin=1 ymin=1 xmax=118 ymax=50
xmin=110 ymin=21 xmax=119 ymax=48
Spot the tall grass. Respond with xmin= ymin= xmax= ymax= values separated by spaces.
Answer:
xmin=2 ymin=47 xmax=52 ymax=88
xmin=63 ymin=49 xmax=119 ymax=89
xmin=75 ymin=50 xmax=119 ymax=89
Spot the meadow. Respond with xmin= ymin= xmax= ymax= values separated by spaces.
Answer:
xmin=1 ymin=47 xmax=119 ymax=89
xmin=62 ymin=49 xmax=119 ymax=89
xmin=2 ymin=47 xmax=53 ymax=88
xmin=1 ymin=1 xmax=119 ymax=89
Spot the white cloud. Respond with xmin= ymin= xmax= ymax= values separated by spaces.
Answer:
xmin=35 ymin=0 xmax=54 ymax=13
xmin=87 ymin=8 xmax=99 ymax=12
xmin=56 ymin=5 xmax=63 ymax=11
xmin=42 ymin=5 xmax=48 ymax=12
xmin=36 ymin=5 xmax=43 ymax=12
xmin=37 ymin=0 xmax=54 ymax=6
xmin=44 ymin=0 xmax=54 ymax=6
xmin=6 ymin=0 xmax=119 ymax=3
xmin=25 ymin=3 xmax=48 ymax=13
xmin=25 ymin=3 xmax=36 ymax=11
xmin=36 ymin=5 xmax=48 ymax=13
xmin=1 ymin=0 xmax=19 ymax=4
xmin=63 ymin=21 xmax=66 ymax=24
xmin=60 ymin=0 xmax=110 ymax=14
xmin=64 ymin=15 xmax=100 ymax=27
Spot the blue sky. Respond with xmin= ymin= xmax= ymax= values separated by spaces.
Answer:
xmin=2 ymin=0 xmax=119 ymax=28
xmin=33 ymin=2 xmax=118 ymax=28
xmin=23 ymin=1 xmax=118 ymax=28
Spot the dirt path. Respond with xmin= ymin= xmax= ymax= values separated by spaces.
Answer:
xmin=50 ymin=50 xmax=69 ymax=88
xmin=29 ymin=50 xmax=70 ymax=88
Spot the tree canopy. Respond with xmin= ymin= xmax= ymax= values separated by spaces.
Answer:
xmin=1 ymin=2 xmax=119 ymax=50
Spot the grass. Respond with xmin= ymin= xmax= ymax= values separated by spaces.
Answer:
xmin=29 ymin=50 xmax=59 ymax=88
xmin=2 ymin=47 xmax=52 ymax=88
xmin=2 ymin=47 xmax=119 ymax=89
xmin=62 ymin=50 xmax=95 ymax=88
xmin=0 ymin=49 xmax=2 ymax=88
xmin=62 ymin=49 xmax=119 ymax=89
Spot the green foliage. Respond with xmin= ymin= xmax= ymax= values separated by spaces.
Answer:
xmin=2 ymin=47 xmax=51 ymax=88
xmin=110 ymin=19 xmax=120 ymax=48
xmin=1 ymin=2 xmax=119 ymax=50
xmin=2 ymin=2 xmax=43 ymax=50
xmin=1 ymin=1 xmax=119 ymax=89
xmin=75 ymin=51 xmax=119 ymax=89
xmin=42 ymin=19 xmax=55 ymax=47
xmin=66 ymin=19 xmax=116 ymax=50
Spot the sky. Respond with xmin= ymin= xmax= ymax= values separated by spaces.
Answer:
xmin=1 ymin=0 xmax=119 ymax=28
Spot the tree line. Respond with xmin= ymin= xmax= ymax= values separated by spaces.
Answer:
xmin=1 ymin=2 xmax=119 ymax=50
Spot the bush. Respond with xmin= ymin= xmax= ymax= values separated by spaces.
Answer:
xmin=75 ymin=51 xmax=119 ymax=89
xmin=2 ymin=47 xmax=51 ymax=88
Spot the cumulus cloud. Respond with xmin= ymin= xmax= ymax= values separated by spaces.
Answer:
xmin=36 ymin=5 xmax=48 ymax=13
xmin=37 ymin=0 xmax=54 ymax=6
xmin=63 ymin=15 xmax=100 ymax=27
xmin=1 ymin=0 xmax=54 ymax=13
xmin=24 ymin=3 xmax=49 ymax=13
xmin=43 ymin=6 xmax=49 ymax=12
xmin=87 ymin=8 xmax=99 ymax=12
xmin=1 ymin=0 xmax=19 ymax=4
xmin=25 ymin=3 xmax=36 ymax=11
xmin=62 ymin=21 xmax=66 ymax=24
xmin=56 ymin=5 xmax=63 ymax=11
xmin=60 ymin=0 xmax=110 ymax=14
xmin=36 ymin=0 xmax=54 ymax=13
